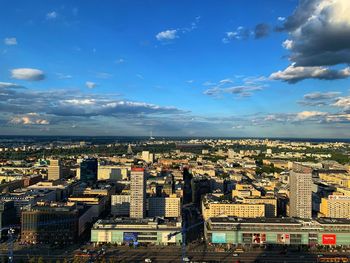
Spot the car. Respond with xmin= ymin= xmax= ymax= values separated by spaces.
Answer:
xmin=183 ymin=257 xmax=191 ymax=262
xmin=233 ymin=253 xmax=239 ymax=257
xmin=144 ymin=259 xmax=152 ymax=263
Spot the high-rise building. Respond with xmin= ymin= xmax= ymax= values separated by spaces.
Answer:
xmin=48 ymin=159 xmax=62 ymax=181
xmin=141 ymin=151 xmax=154 ymax=163
xmin=130 ymin=167 xmax=146 ymax=218
xmin=289 ymin=170 xmax=312 ymax=218
xmin=80 ymin=158 xmax=98 ymax=184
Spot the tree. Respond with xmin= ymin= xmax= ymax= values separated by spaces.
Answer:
xmin=37 ymin=257 xmax=44 ymax=263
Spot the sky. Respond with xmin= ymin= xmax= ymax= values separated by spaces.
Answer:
xmin=1 ymin=0 xmax=350 ymax=138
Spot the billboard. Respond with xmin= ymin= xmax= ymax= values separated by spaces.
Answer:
xmin=277 ymin=234 xmax=290 ymax=244
xmin=123 ymin=232 xmax=138 ymax=243
xmin=322 ymin=234 xmax=336 ymax=245
xmin=252 ymin=233 xmax=266 ymax=244
xmin=212 ymin=232 xmax=226 ymax=243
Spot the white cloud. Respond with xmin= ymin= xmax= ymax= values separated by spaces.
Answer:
xmin=156 ymin=29 xmax=178 ymax=41
xmin=270 ymin=65 xmax=350 ymax=83
xmin=46 ymin=11 xmax=58 ymax=20
xmin=282 ymin=39 xmax=294 ymax=50
xmin=277 ymin=16 xmax=286 ymax=21
xmin=4 ymin=37 xmax=17 ymax=46
xmin=86 ymin=81 xmax=97 ymax=89
xmin=332 ymin=97 xmax=350 ymax=111
xmin=0 ymin=82 xmax=24 ymax=89
xmin=11 ymin=68 xmax=45 ymax=81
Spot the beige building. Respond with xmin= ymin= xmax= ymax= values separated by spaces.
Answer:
xmin=232 ymin=184 xmax=261 ymax=198
xmin=141 ymin=151 xmax=154 ymax=163
xmin=289 ymin=170 xmax=312 ymax=218
xmin=241 ymin=197 xmax=277 ymax=217
xmin=130 ymin=168 xmax=146 ymax=218
xmin=97 ymin=166 xmax=128 ymax=181
xmin=47 ymin=159 xmax=62 ymax=181
xmin=202 ymin=195 xmax=265 ymax=220
xmin=320 ymin=195 xmax=350 ymax=219
xmin=148 ymin=195 xmax=181 ymax=218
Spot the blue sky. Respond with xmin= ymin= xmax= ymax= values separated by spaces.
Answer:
xmin=1 ymin=0 xmax=350 ymax=137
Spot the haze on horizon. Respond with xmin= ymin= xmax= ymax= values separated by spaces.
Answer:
xmin=1 ymin=0 xmax=350 ymax=138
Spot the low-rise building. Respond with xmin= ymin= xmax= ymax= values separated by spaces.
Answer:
xmin=91 ymin=217 xmax=182 ymax=245
xmin=205 ymin=217 xmax=350 ymax=246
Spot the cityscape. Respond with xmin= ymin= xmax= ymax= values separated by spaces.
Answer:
xmin=1 ymin=0 xmax=350 ymax=262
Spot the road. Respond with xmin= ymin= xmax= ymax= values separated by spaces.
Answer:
xmin=1 ymin=245 xmax=349 ymax=262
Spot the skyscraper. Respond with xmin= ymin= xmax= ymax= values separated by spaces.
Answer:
xmin=47 ymin=159 xmax=62 ymax=181
xmin=289 ymin=170 xmax=312 ymax=218
xmin=80 ymin=158 xmax=98 ymax=184
xmin=130 ymin=167 xmax=146 ymax=218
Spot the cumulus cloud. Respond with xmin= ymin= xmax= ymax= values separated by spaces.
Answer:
xmin=270 ymin=65 xmax=350 ymax=83
xmin=332 ymin=96 xmax=350 ymax=111
xmin=156 ymin=29 xmax=178 ymax=41
xmin=4 ymin=37 xmax=17 ymax=46
xmin=11 ymin=68 xmax=45 ymax=81
xmin=86 ymin=81 xmax=97 ymax=89
xmin=278 ymin=0 xmax=350 ymax=67
xmin=46 ymin=11 xmax=58 ymax=20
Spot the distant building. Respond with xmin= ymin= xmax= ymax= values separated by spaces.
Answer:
xmin=47 ymin=159 xmax=62 ymax=181
xmin=130 ymin=167 xmax=146 ymax=219
xmin=141 ymin=151 xmax=154 ymax=163
xmin=79 ymin=158 xmax=98 ymax=184
xmin=289 ymin=170 xmax=312 ymax=218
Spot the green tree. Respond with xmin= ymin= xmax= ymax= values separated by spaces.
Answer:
xmin=37 ymin=257 xmax=44 ymax=263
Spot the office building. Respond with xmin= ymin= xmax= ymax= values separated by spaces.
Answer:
xmin=79 ymin=158 xmax=98 ymax=184
xmin=289 ymin=170 xmax=312 ymax=218
xmin=21 ymin=202 xmax=79 ymax=245
xmin=47 ymin=159 xmax=62 ymax=181
xmin=130 ymin=167 xmax=146 ymax=218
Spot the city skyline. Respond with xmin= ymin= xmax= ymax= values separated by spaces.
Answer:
xmin=1 ymin=0 xmax=350 ymax=138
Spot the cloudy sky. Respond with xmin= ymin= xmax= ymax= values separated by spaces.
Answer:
xmin=1 ymin=0 xmax=350 ymax=138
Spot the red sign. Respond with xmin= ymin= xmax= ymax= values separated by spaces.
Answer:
xmin=131 ymin=167 xmax=144 ymax=172
xmin=322 ymin=234 xmax=336 ymax=245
